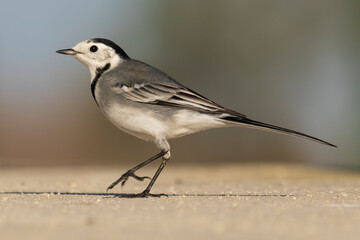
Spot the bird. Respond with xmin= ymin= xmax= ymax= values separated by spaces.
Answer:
xmin=56 ymin=38 xmax=336 ymax=197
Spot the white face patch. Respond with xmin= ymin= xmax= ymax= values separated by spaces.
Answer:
xmin=71 ymin=40 xmax=123 ymax=79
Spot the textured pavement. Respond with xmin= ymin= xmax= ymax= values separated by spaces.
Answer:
xmin=1 ymin=163 xmax=360 ymax=240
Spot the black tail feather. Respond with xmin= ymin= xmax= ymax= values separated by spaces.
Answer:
xmin=221 ymin=116 xmax=336 ymax=147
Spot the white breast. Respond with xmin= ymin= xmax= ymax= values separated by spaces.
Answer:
xmin=103 ymin=103 xmax=226 ymax=142
xmin=103 ymin=103 xmax=168 ymax=142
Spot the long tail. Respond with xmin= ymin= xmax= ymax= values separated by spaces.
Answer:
xmin=221 ymin=116 xmax=337 ymax=147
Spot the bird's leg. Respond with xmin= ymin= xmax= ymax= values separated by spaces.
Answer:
xmin=106 ymin=150 xmax=167 ymax=191
xmin=135 ymin=154 xmax=170 ymax=198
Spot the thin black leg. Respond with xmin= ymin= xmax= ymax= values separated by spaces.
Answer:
xmin=137 ymin=157 xmax=170 ymax=197
xmin=106 ymin=150 xmax=167 ymax=191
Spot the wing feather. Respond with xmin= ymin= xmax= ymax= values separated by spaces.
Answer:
xmin=113 ymin=82 xmax=246 ymax=117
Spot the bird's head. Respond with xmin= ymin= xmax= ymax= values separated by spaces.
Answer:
xmin=56 ymin=38 xmax=129 ymax=78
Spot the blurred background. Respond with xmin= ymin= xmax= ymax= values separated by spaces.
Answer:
xmin=0 ymin=0 xmax=358 ymax=168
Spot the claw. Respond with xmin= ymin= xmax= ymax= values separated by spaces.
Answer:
xmin=107 ymin=170 xmax=151 ymax=191
xmin=115 ymin=190 xmax=168 ymax=198
xmin=136 ymin=190 xmax=168 ymax=198
xmin=131 ymin=173 xmax=151 ymax=181
xmin=120 ymin=172 xmax=151 ymax=188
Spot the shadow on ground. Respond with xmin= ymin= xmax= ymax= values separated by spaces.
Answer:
xmin=0 ymin=191 xmax=290 ymax=198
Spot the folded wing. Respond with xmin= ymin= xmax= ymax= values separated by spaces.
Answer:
xmin=113 ymin=82 xmax=246 ymax=117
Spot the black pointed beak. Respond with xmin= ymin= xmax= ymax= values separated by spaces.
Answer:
xmin=56 ymin=48 xmax=79 ymax=55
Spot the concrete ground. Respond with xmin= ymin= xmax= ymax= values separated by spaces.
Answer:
xmin=0 ymin=163 xmax=360 ymax=240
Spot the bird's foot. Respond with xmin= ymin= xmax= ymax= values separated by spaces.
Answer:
xmin=116 ymin=190 xmax=168 ymax=198
xmin=136 ymin=190 xmax=168 ymax=198
xmin=106 ymin=170 xmax=151 ymax=191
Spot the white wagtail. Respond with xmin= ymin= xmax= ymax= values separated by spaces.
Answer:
xmin=56 ymin=38 xmax=336 ymax=197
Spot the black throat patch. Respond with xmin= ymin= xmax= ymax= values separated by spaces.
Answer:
xmin=91 ymin=63 xmax=111 ymax=105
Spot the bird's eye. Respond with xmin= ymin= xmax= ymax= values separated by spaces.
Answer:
xmin=90 ymin=45 xmax=98 ymax=52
